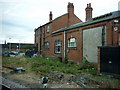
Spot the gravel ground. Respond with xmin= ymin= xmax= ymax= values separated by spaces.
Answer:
xmin=1 ymin=70 xmax=81 ymax=89
xmin=1 ymin=67 xmax=120 ymax=89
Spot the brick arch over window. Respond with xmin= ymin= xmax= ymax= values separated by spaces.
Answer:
xmin=54 ymin=40 xmax=62 ymax=54
xmin=68 ymin=37 xmax=77 ymax=47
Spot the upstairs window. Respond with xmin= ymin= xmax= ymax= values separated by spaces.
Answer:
xmin=42 ymin=27 xmax=45 ymax=34
xmin=55 ymin=40 xmax=62 ymax=54
xmin=44 ymin=42 xmax=50 ymax=49
xmin=47 ymin=25 xmax=50 ymax=32
xmin=68 ymin=38 xmax=77 ymax=47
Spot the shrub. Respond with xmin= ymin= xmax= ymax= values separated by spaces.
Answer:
xmin=2 ymin=55 xmax=97 ymax=74
xmin=82 ymin=57 xmax=89 ymax=64
xmin=64 ymin=56 xmax=68 ymax=64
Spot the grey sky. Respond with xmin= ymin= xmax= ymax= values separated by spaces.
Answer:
xmin=0 ymin=0 xmax=120 ymax=44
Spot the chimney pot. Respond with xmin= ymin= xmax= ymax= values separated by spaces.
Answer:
xmin=87 ymin=4 xmax=89 ymax=7
xmin=49 ymin=11 xmax=53 ymax=21
xmin=85 ymin=3 xmax=93 ymax=21
xmin=67 ymin=2 xmax=74 ymax=14
xmin=89 ymin=3 xmax=91 ymax=7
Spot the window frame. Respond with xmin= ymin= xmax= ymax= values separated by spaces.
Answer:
xmin=68 ymin=37 xmax=77 ymax=48
xmin=54 ymin=40 xmax=62 ymax=54
xmin=42 ymin=27 xmax=45 ymax=34
xmin=44 ymin=41 xmax=50 ymax=50
xmin=46 ymin=25 xmax=50 ymax=32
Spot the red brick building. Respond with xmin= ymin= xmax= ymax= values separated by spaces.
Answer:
xmin=35 ymin=2 xmax=82 ymax=55
xmin=35 ymin=2 xmax=120 ymax=66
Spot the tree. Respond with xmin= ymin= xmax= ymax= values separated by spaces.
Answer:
xmin=26 ymin=45 xmax=34 ymax=50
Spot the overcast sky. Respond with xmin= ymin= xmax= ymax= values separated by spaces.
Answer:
xmin=0 ymin=0 xmax=120 ymax=44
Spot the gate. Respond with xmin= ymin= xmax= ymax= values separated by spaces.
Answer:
xmin=100 ymin=46 xmax=120 ymax=75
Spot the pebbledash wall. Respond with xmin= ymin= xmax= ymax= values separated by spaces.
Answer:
xmin=34 ymin=2 xmax=120 ymax=66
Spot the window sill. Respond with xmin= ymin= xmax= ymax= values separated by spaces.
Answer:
xmin=54 ymin=52 xmax=62 ymax=54
xmin=68 ymin=47 xmax=77 ymax=50
xmin=44 ymin=49 xmax=50 ymax=50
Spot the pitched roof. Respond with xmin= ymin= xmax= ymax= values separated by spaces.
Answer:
xmin=52 ymin=11 xmax=120 ymax=34
xmin=51 ymin=13 xmax=68 ymax=22
xmin=34 ymin=13 xmax=68 ymax=32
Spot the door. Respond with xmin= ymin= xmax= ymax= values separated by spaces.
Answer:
xmin=100 ymin=47 xmax=120 ymax=75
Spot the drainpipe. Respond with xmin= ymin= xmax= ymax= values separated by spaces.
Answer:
xmin=64 ymin=31 xmax=66 ymax=59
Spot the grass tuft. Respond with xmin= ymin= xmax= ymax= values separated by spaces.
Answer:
xmin=2 ymin=55 xmax=97 ymax=74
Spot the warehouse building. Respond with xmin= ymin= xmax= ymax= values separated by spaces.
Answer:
xmin=35 ymin=2 xmax=120 ymax=66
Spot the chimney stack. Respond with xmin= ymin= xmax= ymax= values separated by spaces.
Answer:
xmin=85 ymin=3 xmax=93 ymax=21
xmin=49 ymin=11 xmax=53 ymax=21
xmin=67 ymin=2 xmax=74 ymax=15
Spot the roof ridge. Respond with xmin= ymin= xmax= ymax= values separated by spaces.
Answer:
xmin=52 ymin=11 xmax=120 ymax=34
xmin=35 ymin=13 xmax=68 ymax=31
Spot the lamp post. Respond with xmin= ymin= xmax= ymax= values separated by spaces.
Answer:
xmin=17 ymin=46 xmax=18 ymax=51
xmin=19 ymin=40 xmax=20 ymax=51
xmin=9 ymin=38 xmax=11 ymax=51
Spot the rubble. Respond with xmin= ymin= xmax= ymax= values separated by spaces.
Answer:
xmin=1 ymin=68 xmax=120 ymax=88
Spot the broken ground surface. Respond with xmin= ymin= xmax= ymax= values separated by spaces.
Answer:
xmin=1 ymin=67 xmax=120 ymax=88
xmin=1 ymin=55 xmax=120 ymax=88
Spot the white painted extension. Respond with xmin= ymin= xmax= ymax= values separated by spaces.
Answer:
xmin=83 ymin=26 xmax=106 ymax=63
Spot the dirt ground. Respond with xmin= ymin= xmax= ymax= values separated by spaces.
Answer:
xmin=2 ymin=67 xmax=81 ymax=88
xmin=1 ymin=67 xmax=120 ymax=88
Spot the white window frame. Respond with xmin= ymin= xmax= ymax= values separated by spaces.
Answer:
xmin=47 ymin=25 xmax=50 ymax=32
xmin=44 ymin=42 xmax=50 ymax=49
xmin=68 ymin=38 xmax=77 ymax=47
xmin=55 ymin=40 xmax=62 ymax=54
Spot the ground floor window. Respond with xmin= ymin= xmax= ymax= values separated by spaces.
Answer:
xmin=54 ymin=40 xmax=62 ymax=53
xmin=44 ymin=42 xmax=50 ymax=49
xmin=68 ymin=38 xmax=77 ymax=47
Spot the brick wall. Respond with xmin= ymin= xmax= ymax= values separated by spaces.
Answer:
xmin=34 ymin=2 xmax=120 ymax=68
xmin=51 ymin=14 xmax=68 ymax=32
xmin=66 ymin=29 xmax=82 ymax=64
xmin=51 ymin=33 xmax=63 ymax=58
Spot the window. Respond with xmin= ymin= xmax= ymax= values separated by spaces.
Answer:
xmin=55 ymin=40 xmax=62 ymax=53
xmin=38 ymin=29 xmax=40 ymax=35
xmin=47 ymin=25 xmax=50 ymax=32
xmin=42 ymin=27 xmax=45 ymax=33
xmin=44 ymin=42 xmax=50 ymax=49
xmin=68 ymin=38 xmax=77 ymax=47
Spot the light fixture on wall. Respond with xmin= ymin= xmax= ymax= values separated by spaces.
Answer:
xmin=114 ymin=26 xmax=118 ymax=31
xmin=113 ymin=20 xmax=119 ymax=31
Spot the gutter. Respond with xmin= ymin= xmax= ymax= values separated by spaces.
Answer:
xmin=52 ymin=11 xmax=120 ymax=34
